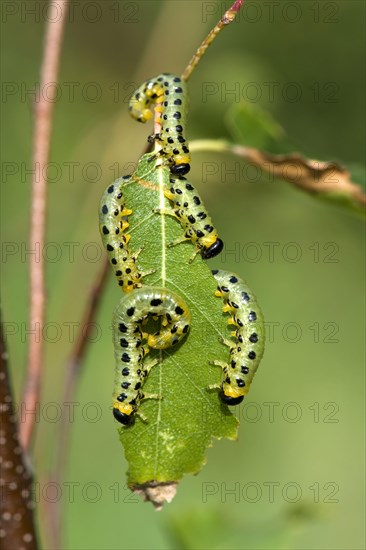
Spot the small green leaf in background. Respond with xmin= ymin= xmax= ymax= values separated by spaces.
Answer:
xmin=226 ymin=102 xmax=288 ymax=153
xmin=348 ymin=163 xmax=366 ymax=192
xmin=109 ymin=155 xmax=239 ymax=495
xmin=225 ymin=103 xmax=365 ymax=215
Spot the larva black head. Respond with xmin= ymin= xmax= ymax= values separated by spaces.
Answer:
xmin=113 ymin=408 xmax=135 ymax=426
xmin=202 ymin=238 xmax=224 ymax=259
xmin=219 ymin=390 xmax=244 ymax=406
xmin=170 ymin=163 xmax=190 ymax=176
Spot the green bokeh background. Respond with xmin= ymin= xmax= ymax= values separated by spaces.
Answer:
xmin=1 ymin=1 xmax=365 ymax=549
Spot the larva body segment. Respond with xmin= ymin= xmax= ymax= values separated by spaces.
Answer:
xmin=112 ymin=287 xmax=191 ymax=426
xmin=129 ymin=73 xmax=191 ymax=175
xmin=163 ymin=176 xmax=224 ymax=260
xmin=212 ymin=269 xmax=265 ymax=405
xmin=99 ymin=176 xmax=143 ymax=292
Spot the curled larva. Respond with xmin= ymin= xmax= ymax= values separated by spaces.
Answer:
xmin=211 ymin=269 xmax=265 ymax=405
xmin=158 ymin=175 xmax=224 ymax=260
xmin=99 ymin=176 xmax=147 ymax=292
xmin=112 ymin=287 xmax=191 ymax=426
xmin=129 ymin=73 xmax=191 ymax=176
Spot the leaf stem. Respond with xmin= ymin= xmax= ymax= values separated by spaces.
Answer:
xmin=181 ymin=0 xmax=245 ymax=81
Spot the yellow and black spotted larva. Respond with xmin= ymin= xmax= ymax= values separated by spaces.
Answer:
xmin=112 ymin=287 xmax=191 ymax=425
xmin=99 ymin=175 xmax=152 ymax=292
xmin=129 ymin=73 xmax=191 ymax=176
xmin=129 ymin=73 xmax=224 ymax=260
xmin=211 ymin=269 xmax=265 ymax=405
xmin=158 ymin=175 xmax=224 ymax=260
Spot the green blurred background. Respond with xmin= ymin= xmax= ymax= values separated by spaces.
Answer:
xmin=1 ymin=1 xmax=365 ymax=548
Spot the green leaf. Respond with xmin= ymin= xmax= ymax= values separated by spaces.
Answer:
xmin=226 ymin=102 xmax=288 ymax=153
xmin=109 ymin=155 xmax=238 ymax=496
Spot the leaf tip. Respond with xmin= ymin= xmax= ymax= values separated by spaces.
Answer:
xmin=130 ymin=481 xmax=178 ymax=510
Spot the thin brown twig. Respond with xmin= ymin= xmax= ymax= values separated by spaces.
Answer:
xmin=181 ymin=0 xmax=245 ymax=82
xmin=190 ymin=139 xmax=366 ymax=212
xmin=63 ymin=258 xmax=110 ymax=385
xmin=0 ymin=310 xmax=39 ymax=550
xmin=20 ymin=0 xmax=69 ymax=452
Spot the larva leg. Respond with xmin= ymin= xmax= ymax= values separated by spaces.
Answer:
xmin=130 ymin=391 xmax=162 ymax=427
xmin=207 ymin=382 xmax=221 ymax=391
xmin=141 ymin=392 xmax=162 ymax=401
xmin=134 ymin=360 xmax=162 ymax=401
xmin=131 ymin=390 xmax=164 ymax=424
xmin=167 ymin=234 xmax=200 ymax=263
xmin=211 ymin=269 xmax=265 ymax=406
xmin=208 ymin=360 xmax=229 ymax=393
xmin=112 ymin=287 xmax=191 ymax=426
xmin=147 ymin=133 xmax=161 ymax=144
xmin=219 ymin=337 xmax=234 ymax=349
xmin=211 ymin=360 xmax=229 ymax=370
xmin=153 ymin=206 xmax=177 ymax=218
xmin=132 ymin=245 xmax=155 ymax=279
xmin=134 ymin=410 xmax=148 ymax=424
